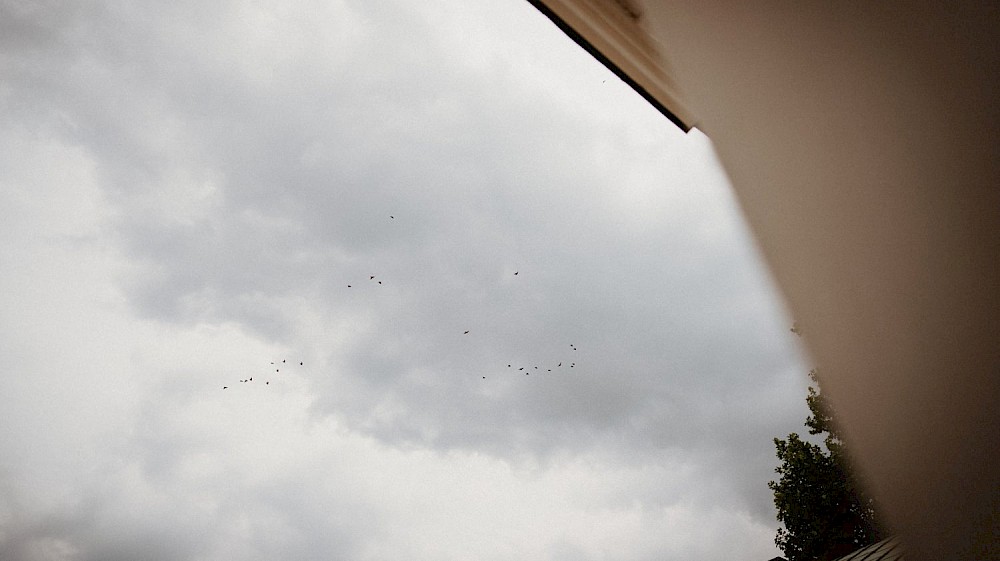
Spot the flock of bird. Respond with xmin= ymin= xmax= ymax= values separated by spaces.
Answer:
xmin=482 ymin=346 xmax=578 ymax=379
xmin=223 ymin=358 xmax=304 ymax=389
xmin=347 ymin=275 xmax=382 ymax=288
xmin=224 ymin=214 xmax=581 ymax=389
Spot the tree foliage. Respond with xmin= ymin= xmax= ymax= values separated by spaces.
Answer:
xmin=769 ymin=369 xmax=885 ymax=561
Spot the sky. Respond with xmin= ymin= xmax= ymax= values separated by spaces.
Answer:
xmin=0 ymin=1 xmax=813 ymax=560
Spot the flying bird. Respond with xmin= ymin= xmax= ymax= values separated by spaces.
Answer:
xmin=514 ymin=271 xmax=518 ymax=275
xmin=300 ymin=362 xmax=303 ymax=365
xmin=464 ymin=331 xmax=469 ymax=334
xmin=370 ymin=275 xmax=375 ymax=280
xmin=223 ymin=386 xmax=227 ymax=389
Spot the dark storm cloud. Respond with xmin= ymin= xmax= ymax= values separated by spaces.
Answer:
xmin=14 ymin=0 xmax=803 ymax=469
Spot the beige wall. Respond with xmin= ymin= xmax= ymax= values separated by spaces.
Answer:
xmin=532 ymin=3 xmax=999 ymax=560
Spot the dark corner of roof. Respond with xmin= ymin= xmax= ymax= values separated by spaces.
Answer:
xmin=524 ymin=0 xmax=692 ymax=133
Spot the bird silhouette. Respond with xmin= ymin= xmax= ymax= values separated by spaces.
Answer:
xmin=223 ymin=386 xmax=228 ymax=389
xmin=464 ymin=331 xmax=469 ymax=334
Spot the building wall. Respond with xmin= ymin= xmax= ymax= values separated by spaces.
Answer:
xmin=532 ymin=3 xmax=1000 ymax=561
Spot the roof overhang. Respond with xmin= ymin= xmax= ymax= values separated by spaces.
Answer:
xmin=525 ymin=0 xmax=695 ymax=132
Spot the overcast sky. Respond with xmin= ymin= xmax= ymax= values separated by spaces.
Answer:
xmin=0 ymin=1 xmax=813 ymax=560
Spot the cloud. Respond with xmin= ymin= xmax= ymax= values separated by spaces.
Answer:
xmin=0 ymin=0 xmax=810 ymax=559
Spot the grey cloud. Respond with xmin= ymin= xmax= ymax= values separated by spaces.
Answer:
xmin=0 ymin=1 xmax=807 ymax=559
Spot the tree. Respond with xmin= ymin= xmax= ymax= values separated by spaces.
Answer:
xmin=769 ymin=368 xmax=885 ymax=561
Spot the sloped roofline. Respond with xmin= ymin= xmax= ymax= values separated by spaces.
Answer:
xmin=525 ymin=0 xmax=692 ymax=132
xmin=832 ymin=536 xmax=904 ymax=561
